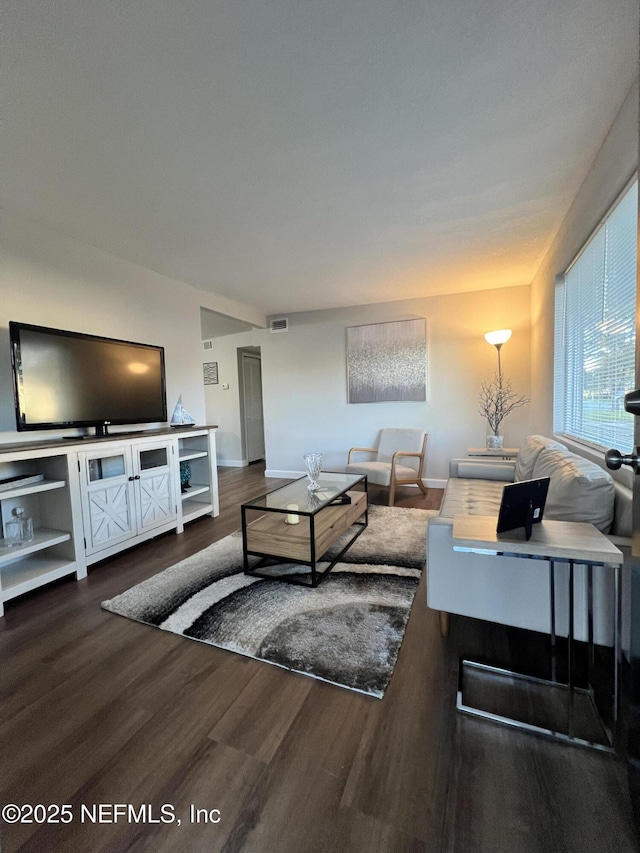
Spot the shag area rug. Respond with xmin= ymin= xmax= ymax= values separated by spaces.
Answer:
xmin=102 ymin=505 xmax=437 ymax=697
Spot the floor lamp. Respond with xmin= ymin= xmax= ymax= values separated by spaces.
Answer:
xmin=484 ymin=329 xmax=512 ymax=380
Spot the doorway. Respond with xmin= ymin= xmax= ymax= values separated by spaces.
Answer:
xmin=238 ymin=347 xmax=265 ymax=463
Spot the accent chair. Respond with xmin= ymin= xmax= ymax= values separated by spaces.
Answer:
xmin=346 ymin=428 xmax=428 ymax=506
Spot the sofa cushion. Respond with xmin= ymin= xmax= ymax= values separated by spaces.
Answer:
xmin=514 ymin=435 xmax=567 ymax=482
xmin=611 ymin=481 xmax=633 ymax=539
xmin=532 ymin=448 xmax=615 ymax=533
xmin=439 ymin=477 xmax=509 ymax=519
xmin=449 ymin=459 xmax=516 ymax=481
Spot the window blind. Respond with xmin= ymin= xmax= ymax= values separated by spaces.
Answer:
xmin=554 ymin=180 xmax=637 ymax=450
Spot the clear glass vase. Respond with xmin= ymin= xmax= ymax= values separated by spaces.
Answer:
xmin=303 ymin=452 xmax=323 ymax=491
xmin=486 ymin=432 xmax=504 ymax=451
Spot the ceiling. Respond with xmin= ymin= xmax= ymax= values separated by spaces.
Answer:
xmin=4 ymin=1 xmax=638 ymax=317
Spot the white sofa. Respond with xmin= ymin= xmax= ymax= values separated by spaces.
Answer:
xmin=426 ymin=435 xmax=632 ymax=643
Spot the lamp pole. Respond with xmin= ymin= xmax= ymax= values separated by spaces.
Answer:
xmin=495 ymin=343 xmax=503 ymax=382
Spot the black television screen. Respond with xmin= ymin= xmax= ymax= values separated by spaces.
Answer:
xmin=10 ymin=322 xmax=167 ymax=436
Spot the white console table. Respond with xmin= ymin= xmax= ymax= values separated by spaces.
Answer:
xmin=452 ymin=515 xmax=623 ymax=753
xmin=0 ymin=426 xmax=218 ymax=616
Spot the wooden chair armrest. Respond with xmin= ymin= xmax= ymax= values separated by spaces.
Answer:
xmin=348 ymin=446 xmax=378 ymax=463
xmin=391 ymin=450 xmax=423 ymax=460
xmin=391 ymin=450 xmax=423 ymax=466
xmin=391 ymin=449 xmax=425 ymax=475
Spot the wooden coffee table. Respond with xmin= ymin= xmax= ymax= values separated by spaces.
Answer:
xmin=241 ymin=473 xmax=367 ymax=587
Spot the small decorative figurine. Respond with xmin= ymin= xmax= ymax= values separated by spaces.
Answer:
xmin=179 ymin=461 xmax=192 ymax=493
xmin=170 ymin=395 xmax=196 ymax=426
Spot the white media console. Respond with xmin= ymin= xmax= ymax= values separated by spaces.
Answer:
xmin=0 ymin=426 xmax=219 ymax=617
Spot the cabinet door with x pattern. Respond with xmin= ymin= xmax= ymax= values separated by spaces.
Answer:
xmin=79 ymin=441 xmax=176 ymax=557
xmin=79 ymin=447 xmax=136 ymax=556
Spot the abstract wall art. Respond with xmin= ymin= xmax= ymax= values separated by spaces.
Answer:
xmin=203 ymin=362 xmax=219 ymax=385
xmin=346 ymin=318 xmax=427 ymax=403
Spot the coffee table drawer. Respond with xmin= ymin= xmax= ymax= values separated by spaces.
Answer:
xmin=314 ymin=490 xmax=367 ymax=556
xmin=245 ymin=490 xmax=366 ymax=563
xmin=343 ymin=490 xmax=367 ymax=527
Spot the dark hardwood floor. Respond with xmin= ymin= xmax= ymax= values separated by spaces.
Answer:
xmin=0 ymin=466 xmax=637 ymax=852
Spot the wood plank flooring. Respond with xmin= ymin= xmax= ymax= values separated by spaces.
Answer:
xmin=0 ymin=465 xmax=637 ymax=852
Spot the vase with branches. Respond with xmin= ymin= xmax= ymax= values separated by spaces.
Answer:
xmin=479 ymin=373 xmax=530 ymax=449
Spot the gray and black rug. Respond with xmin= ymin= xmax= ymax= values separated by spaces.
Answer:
xmin=102 ymin=505 xmax=436 ymax=697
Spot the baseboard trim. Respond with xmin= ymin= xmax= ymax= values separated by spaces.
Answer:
xmin=218 ymin=459 xmax=248 ymax=468
xmin=426 ymin=478 xmax=447 ymax=489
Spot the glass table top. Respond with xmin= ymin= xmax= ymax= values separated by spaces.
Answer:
xmin=243 ymin=472 xmax=365 ymax=514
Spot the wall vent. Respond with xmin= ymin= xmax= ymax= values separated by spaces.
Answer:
xmin=202 ymin=339 xmax=214 ymax=351
xmin=270 ymin=318 xmax=289 ymax=333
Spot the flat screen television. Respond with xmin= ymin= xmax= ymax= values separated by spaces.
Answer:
xmin=10 ymin=322 xmax=167 ymax=437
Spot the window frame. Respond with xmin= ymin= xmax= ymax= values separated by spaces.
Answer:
xmin=553 ymin=176 xmax=638 ymax=453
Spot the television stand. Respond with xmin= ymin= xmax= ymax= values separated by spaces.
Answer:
xmin=0 ymin=426 xmax=219 ymax=617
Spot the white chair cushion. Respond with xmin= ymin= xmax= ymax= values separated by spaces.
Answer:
xmin=532 ymin=448 xmax=615 ymax=533
xmin=514 ymin=435 xmax=567 ymax=482
xmin=376 ymin=428 xmax=425 ymax=473
xmin=345 ymin=461 xmax=419 ymax=487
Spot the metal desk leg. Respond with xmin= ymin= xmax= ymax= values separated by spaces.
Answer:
xmin=568 ymin=559 xmax=575 ymax=739
xmin=456 ymin=555 xmax=618 ymax=754
xmin=588 ymin=564 xmax=594 ymax=676
xmin=614 ymin=563 xmax=621 ymax=741
xmin=550 ymin=560 xmax=557 ymax=682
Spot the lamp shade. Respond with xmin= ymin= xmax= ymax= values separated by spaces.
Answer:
xmin=484 ymin=329 xmax=512 ymax=347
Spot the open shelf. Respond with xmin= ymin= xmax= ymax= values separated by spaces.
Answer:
xmin=178 ymin=449 xmax=208 ymax=462
xmin=0 ymin=528 xmax=72 ymax=566
xmin=182 ymin=495 xmax=214 ymax=524
xmin=176 ymin=429 xmax=219 ymax=529
xmin=0 ymin=445 xmax=80 ymax=616
xmin=180 ymin=483 xmax=210 ymax=501
xmin=0 ymin=478 xmax=66 ymax=500
xmin=1 ymin=554 xmax=78 ymax=600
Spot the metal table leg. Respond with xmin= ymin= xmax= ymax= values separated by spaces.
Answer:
xmin=457 ymin=555 xmax=617 ymax=754
xmin=550 ymin=560 xmax=557 ymax=682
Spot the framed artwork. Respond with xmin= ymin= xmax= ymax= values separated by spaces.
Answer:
xmin=347 ymin=318 xmax=426 ymax=403
xmin=203 ymin=362 xmax=219 ymax=385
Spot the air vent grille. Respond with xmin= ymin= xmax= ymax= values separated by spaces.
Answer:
xmin=202 ymin=339 xmax=214 ymax=351
xmin=270 ymin=318 xmax=289 ymax=333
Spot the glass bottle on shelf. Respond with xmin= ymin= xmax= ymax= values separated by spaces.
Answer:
xmin=4 ymin=507 xmax=34 ymax=547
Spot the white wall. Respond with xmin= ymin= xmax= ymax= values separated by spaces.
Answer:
xmin=0 ymin=217 xmax=265 ymax=443
xmin=530 ymin=81 xmax=638 ymax=439
xmin=205 ymin=286 xmax=533 ymax=482
xmin=202 ymin=330 xmax=263 ymax=465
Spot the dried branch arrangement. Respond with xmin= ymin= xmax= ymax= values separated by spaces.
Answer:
xmin=479 ymin=373 xmax=530 ymax=436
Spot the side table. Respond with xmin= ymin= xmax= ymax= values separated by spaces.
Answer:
xmin=452 ymin=514 xmax=623 ymax=753
xmin=466 ymin=447 xmax=519 ymax=459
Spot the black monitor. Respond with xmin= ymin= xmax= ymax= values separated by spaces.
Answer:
xmin=496 ymin=477 xmax=551 ymax=540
